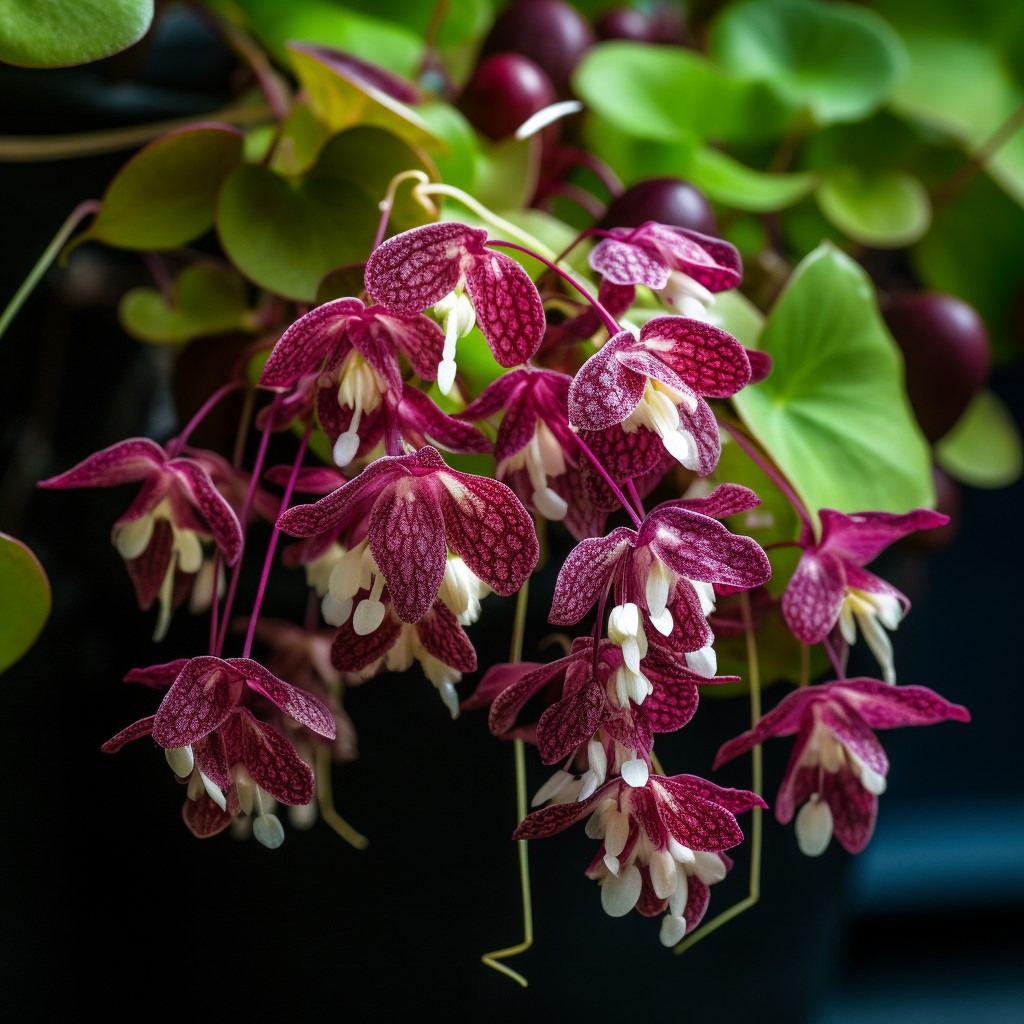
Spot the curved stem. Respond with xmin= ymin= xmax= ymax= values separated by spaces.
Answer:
xmin=167 ymin=382 xmax=246 ymax=457
xmin=315 ymin=744 xmax=369 ymax=850
xmin=480 ymin=578 xmax=534 ymax=988
xmin=570 ymin=432 xmax=643 ymax=529
xmin=0 ymin=200 xmax=100 ymax=342
xmin=674 ymin=589 xmax=762 ymax=954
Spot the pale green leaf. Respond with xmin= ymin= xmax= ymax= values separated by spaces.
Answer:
xmin=816 ymin=167 xmax=931 ymax=247
xmin=0 ymin=533 xmax=50 ymax=674
xmin=934 ymin=389 xmax=1023 ymax=488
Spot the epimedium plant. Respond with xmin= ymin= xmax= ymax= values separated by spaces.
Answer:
xmin=2 ymin=0 xmax=1020 ymax=985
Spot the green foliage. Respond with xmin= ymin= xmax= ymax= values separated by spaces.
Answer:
xmin=0 ymin=533 xmax=50 ymax=674
xmin=0 ymin=0 xmax=152 ymax=68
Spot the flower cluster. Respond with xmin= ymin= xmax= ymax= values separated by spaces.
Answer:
xmin=37 ymin=195 xmax=969 ymax=949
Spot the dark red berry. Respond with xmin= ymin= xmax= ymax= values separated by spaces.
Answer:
xmin=479 ymin=0 xmax=597 ymax=97
xmin=596 ymin=7 xmax=659 ymax=42
xmin=599 ymin=177 xmax=719 ymax=235
xmin=457 ymin=52 xmax=558 ymax=141
xmin=882 ymin=291 xmax=992 ymax=443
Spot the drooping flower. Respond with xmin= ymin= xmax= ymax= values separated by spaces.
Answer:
xmin=589 ymin=220 xmax=743 ymax=318
xmin=781 ymin=507 xmax=949 ymax=683
xmin=548 ymin=484 xmax=771 ymax=659
xmin=713 ymin=677 xmax=969 ymax=855
xmin=513 ymin=759 xmax=765 ymax=945
xmin=258 ymin=297 xmax=449 ymax=466
xmin=568 ymin=316 xmax=752 ymax=477
xmin=102 ymin=656 xmax=337 ymax=842
xmin=364 ymin=221 xmax=545 ymax=393
xmin=38 ymin=438 xmax=244 ymax=640
xmin=276 ymin=445 xmax=539 ymax=626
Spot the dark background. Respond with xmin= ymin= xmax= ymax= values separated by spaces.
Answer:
xmin=2 ymin=10 xmax=1022 ymax=1019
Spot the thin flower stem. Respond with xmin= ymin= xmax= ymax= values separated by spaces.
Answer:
xmin=487 ymin=238 xmax=620 ymax=338
xmin=720 ymin=419 xmax=814 ymax=533
xmin=315 ymin=744 xmax=369 ymax=850
xmin=241 ymin=420 xmax=312 ymax=659
xmin=374 ymin=170 xmax=437 ymax=250
xmin=626 ymin=480 xmax=646 ymax=521
xmin=167 ymin=382 xmax=246 ymax=457
xmin=480 ymin=579 xmax=533 ymax=988
xmin=0 ymin=200 xmax=100 ymax=343
xmin=674 ymin=589 xmax=762 ymax=954
xmin=570 ymin=432 xmax=643 ymax=528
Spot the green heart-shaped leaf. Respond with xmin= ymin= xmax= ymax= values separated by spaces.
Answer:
xmin=217 ymin=126 xmax=433 ymax=301
xmin=80 ymin=124 xmax=244 ymax=251
xmin=0 ymin=0 xmax=152 ymax=68
xmin=119 ymin=265 xmax=254 ymax=344
xmin=733 ymin=243 xmax=934 ymax=523
xmin=573 ymin=40 xmax=798 ymax=144
xmin=0 ymin=533 xmax=50 ymax=674
xmin=816 ymin=167 xmax=931 ymax=247
xmin=709 ymin=0 xmax=907 ymax=125
xmin=935 ymin=388 xmax=1023 ymax=488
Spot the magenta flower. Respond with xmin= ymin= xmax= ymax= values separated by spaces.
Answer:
xmin=568 ymin=316 xmax=751 ymax=477
xmin=513 ymin=761 xmax=764 ymax=945
xmin=38 ymin=438 xmax=243 ymax=639
xmin=548 ymin=484 xmax=771 ymax=658
xmin=364 ymin=221 xmax=545 ymax=392
xmin=102 ymin=656 xmax=337 ymax=841
xmin=782 ymin=507 xmax=949 ymax=683
xmin=258 ymin=297 xmax=448 ymax=466
xmin=276 ymin=445 xmax=538 ymax=626
xmin=714 ymin=677 xmax=970 ymax=855
xmin=486 ymin=637 xmax=737 ymax=766
xmin=589 ymin=221 xmax=742 ymax=315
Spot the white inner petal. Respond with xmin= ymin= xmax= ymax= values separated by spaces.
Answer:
xmin=795 ymin=794 xmax=834 ymax=857
xmin=601 ymin=863 xmax=643 ymax=918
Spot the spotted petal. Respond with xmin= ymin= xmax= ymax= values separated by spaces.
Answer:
xmin=259 ymin=298 xmax=365 ymax=387
xmin=230 ymin=657 xmax=336 ymax=738
xmin=637 ymin=316 xmax=751 ymax=398
xmin=37 ymin=437 xmax=167 ymax=489
xmin=568 ymin=330 xmax=647 ymax=430
xmin=781 ymin=549 xmax=848 ymax=645
xmin=819 ymin=508 xmax=950 ymax=565
xmin=237 ymin=708 xmax=316 ymax=806
xmin=153 ymin=656 xmax=246 ymax=748
xmin=549 ymin=527 xmax=635 ymax=625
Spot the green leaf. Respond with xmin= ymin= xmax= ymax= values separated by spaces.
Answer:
xmin=414 ymin=101 xmax=480 ymax=193
xmin=119 ymin=265 xmax=254 ymax=344
xmin=690 ymin=145 xmax=818 ymax=212
xmin=217 ymin=126 xmax=433 ymax=301
xmin=0 ymin=0 xmax=152 ymax=68
xmin=212 ymin=0 xmax=422 ymax=76
xmin=934 ymin=388 xmax=1023 ymax=488
xmin=733 ymin=243 xmax=935 ymax=524
xmin=573 ymin=40 xmax=798 ymax=145
xmin=287 ymin=43 xmax=440 ymax=151
xmin=871 ymin=0 xmax=1024 ymax=207
xmin=80 ymin=124 xmax=244 ymax=251
xmin=0 ymin=533 xmax=50 ymax=674
xmin=816 ymin=167 xmax=931 ymax=247
xmin=708 ymin=0 xmax=908 ymax=125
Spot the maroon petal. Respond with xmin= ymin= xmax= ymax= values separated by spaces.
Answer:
xmin=167 ymin=458 xmax=244 ymax=564
xmin=642 ymin=676 xmax=699 ymax=734
xmin=463 ymin=248 xmax=545 ymax=366
xmin=367 ymin=307 xmax=447 ymax=381
xmin=638 ymin=316 xmax=751 ymax=398
xmin=437 ymin=470 xmax=539 ymax=596
xmin=643 ymin=507 xmax=771 ymax=589
xmin=838 ymin=678 xmax=971 ymax=729
xmin=654 ymin=778 xmax=746 ymax=852
xmin=683 ymin=876 xmax=713 ymax=934
xmin=152 ymin=656 xmax=246 ymax=748
xmin=101 ymin=715 xmax=157 ymax=753
xmin=666 ymin=483 xmax=763 ymax=521
xmin=37 ymin=437 xmax=166 ymax=489
xmin=536 ymin=674 xmax=606 ymax=765
xmin=489 ymin=658 xmax=568 ymax=736
xmin=819 ymin=700 xmax=889 ymax=776
xmin=237 ymin=709 xmax=316 ymax=806
xmin=182 ymin=794 xmax=235 ymax=838
xmin=259 ymin=298 xmax=364 ymax=387
xmin=230 ymin=657 xmax=336 ymax=739
xmin=367 ymin=478 xmax=447 ymax=622
xmin=822 ymin=767 xmax=878 ymax=853
xmin=462 ymin=660 xmax=544 ymax=712
xmin=457 ymin=368 xmax=528 ymax=424
xmin=123 ymin=659 xmax=192 ymax=688
xmin=123 ymin=518 xmax=174 ymax=611
xmin=549 ymin=527 xmax=635 ymax=625
xmin=590 ymin=234 xmax=671 ymax=289
xmin=512 ymin=782 xmax=613 ymax=839
xmin=331 ymin=607 xmax=402 ymax=672
xmin=647 ymin=223 xmax=742 ymax=292
xmin=781 ymin=550 xmax=847 ymax=645
xmin=364 ymin=221 xmax=480 ymax=312
xmin=568 ymin=331 xmax=647 ymax=430
xmin=820 ymin=507 xmax=950 ymax=565
xmin=276 ymin=453 xmax=404 ymax=537
xmin=416 ymin=602 xmax=477 ymax=673
xmin=713 ymin=686 xmax=818 ymax=769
